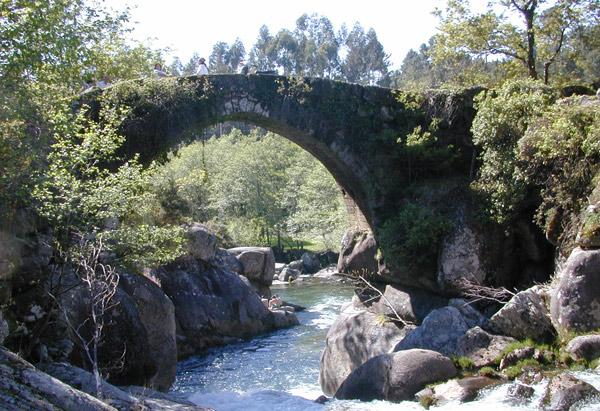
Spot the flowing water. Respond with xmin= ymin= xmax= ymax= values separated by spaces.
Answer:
xmin=170 ymin=277 xmax=600 ymax=411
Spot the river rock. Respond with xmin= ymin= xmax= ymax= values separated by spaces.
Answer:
xmin=370 ymin=284 xmax=448 ymax=325
xmin=184 ymin=222 xmax=217 ymax=262
xmin=208 ymin=247 xmax=244 ymax=274
xmin=301 ymin=251 xmax=321 ymax=273
xmin=488 ymin=285 xmax=556 ymax=343
xmin=288 ymin=260 xmax=305 ymax=273
xmin=337 ymin=230 xmax=378 ymax=276
xmin=39 ymin=361 xmax=208 ymax=410
xmin=279 ymin=267 xmax=300 ymax=282
xmin=542 ymin=372 xmax=600 ymax=411
xmin=228 ymin=247 xmax=275 ymax=286
xmin=157 ymin=256 xmax=273 ymax=357
xmin=416 ymin=376 xmax=496 ymax=406
xmin=271 ymin=307 xmax=300 ymax=328
xmin=453 ymin=326 xmax=516 ymax=367
xmin=0 ymin=347 xmax=114 ymax=411
xmin=56 ymin=271 xmax=158 ymax=388
xmin=319 ymin=307 xmax=414 ymax=396
xmin=334 ymin=349 xmax=457 ymax=402
xmin=550 ymin=248 xmax=600 ymax=333
xmin=118 ymin=271 xmax=177 ymax=392
xmin=565 ymin=334 xmax=600 ymax=362
xmin=393 ymin=306 xmax=473 ymax=356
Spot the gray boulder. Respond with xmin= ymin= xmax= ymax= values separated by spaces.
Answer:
xmin=228 ymin=247 xmax=276 ymax=286
xmin=337 ymin=230 xmax=378 ymax=276
xmin=393 ymin=306 xmax=472 ymax=356
xmin=39 ymin=362 xmax=208 ymax=410
xmin=437 ymin=221 xmax=487 ymax=291
xmin=279 ymin=267 xmax=300 ymax=282
xmin=57 ymin=271 xmax=158 ymax=388
xmin=157 ymin=257 xmax=274 ymax=358
xmin=118 ymin=272 xmax=177 ymax=392
xmin=319 ymin=307 xmax=414 ymax=396
xmin=542 ymin=372 xmax=600 ymax=411
xmin=416 ymin=377 xmax=495 ymax=406
xmin=566 ymin=334 xmax=600 ymax=362
xmin=489 ymin=285 xmax=556 ymax=343
xmin=288 ymin=260 xmax=305 ymax=273
xmin=301 ymin=251 xmax=321 ymax=273
xmin=0 ymin=347 xmax=114 ymax=411
xmin=550 ymin=248 xmax=600 ymax=333
xmin=184 ymin=222 xmax=217 ymax=262
xmin=453 ymin=326 xmax=516 ymax=367
xmin=371 ymin=284 xmax=448 ymax=325
xmin=271 ymin=307 xmax=300 ymax=329
xmin=334 ymin=349 xmax=457 ymax=402
xmin=208 ymin=248 xmax=244 ymax=274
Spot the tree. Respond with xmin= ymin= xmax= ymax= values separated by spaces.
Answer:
xmin=340 ymin=23 xmax=390 ymax=85
xmin=209 ymin=38 xmax=246 ymax=73
xmin=432 ymin=0 xmax=600 ymax=84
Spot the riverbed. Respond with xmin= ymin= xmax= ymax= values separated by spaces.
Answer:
xmin=170 ymin=277 xmax=600 ymax=410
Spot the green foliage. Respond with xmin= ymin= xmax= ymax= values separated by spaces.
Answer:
xmin=451 ymin=355 xmax=476 ymax=370
xmin=32 ymin=103 xmax=184 ymax=267
xmin=471 ymin=79 xmax=556 ymax=224
xmin=518 ymin=96 xmax=600 ymax=247
xmin=152 ymin=128 xmax=347 ymax=251
xmin=431 ymin=0 xmax=600 ymax=84
xmin=378 ymin=201 xmax=453 ymax=270
xmin=477 ymin=366 xmax=499 ymax=378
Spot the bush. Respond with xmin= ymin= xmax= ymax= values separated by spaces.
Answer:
xmin=378 ymin=200 xmax=453 ymax=270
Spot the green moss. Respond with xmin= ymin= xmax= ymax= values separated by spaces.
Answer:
xmin=452 ymin=355 xmax=476 ymax=370
xmin=478 ymin=366 xmax=499 ymax=378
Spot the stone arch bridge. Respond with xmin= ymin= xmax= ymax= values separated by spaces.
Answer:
xmin=87 ymin=74 xmax=477 ymax=237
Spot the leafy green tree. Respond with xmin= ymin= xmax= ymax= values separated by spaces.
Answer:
xmin=32 ymin=102 xmax=185 ymax=267
xmin=249 ymin=25 xmax=277 ymax=71
xmin=209 ymin=38 xmax=246 ymax=73
xmin=340 ymin=23 xmax=390 ymax=86
xmin=432 ymin=0 xmax=600 ymax=84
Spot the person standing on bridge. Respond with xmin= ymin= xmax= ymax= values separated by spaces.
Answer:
xmin=196 ymin=57 xmax=209 ymax=75
xmin=153 ymin=63 xmax=170 ymax=78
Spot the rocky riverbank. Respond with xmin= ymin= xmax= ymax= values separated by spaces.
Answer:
xmin=318 ymin=245 xmax=600 ymax=409
xmin=0 ymin=222 xmax=304 ymax=409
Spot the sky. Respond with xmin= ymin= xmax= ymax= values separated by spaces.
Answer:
xmin=103 ymin=0 xmax=444 ymax=71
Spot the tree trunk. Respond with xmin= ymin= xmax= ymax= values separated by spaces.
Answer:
xmin=524 ymin=5 xmax=538 ymax=80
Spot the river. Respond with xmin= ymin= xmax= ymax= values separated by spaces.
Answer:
xmin=170 ymin=276 xmax=600 ymax=411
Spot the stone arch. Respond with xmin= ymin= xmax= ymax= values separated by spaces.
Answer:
xmin=98 ymin=74 xmax=407 ymax=232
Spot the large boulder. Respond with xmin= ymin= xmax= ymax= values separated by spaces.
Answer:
xmin=488 ymin=285 xmax=556 ymax=343
xmin=550 ymin=248 xmax=600 ymax=333
xmin=184 ymin=222 xmax=217 ymax=262
xmin=416 ymin=377 xmax=496 ymax=406
xmin=436 ymin=212 xmax=518 ymax=294
xmin=301 ymin=251 xmax=321 ymax=274
xmin=319 ymin=307 xmax=414 ymax=396
xmin=542 ymin=372 xmax=600 ymax=411
xmin=38 ymin=361 xmax=207 ymax=410
xmin=157 ymin=256 xmax=274 ymax=358
xmin=0 ymin=347 xmax=114 ymax=411
xmin=118 ymin=272 xmax=177 ymax=392
xmin=393 ymin=304 xmax=486 ymax=356
xmin=453 ymin=326 xmax=516 ymax=367
xmin=565 ymin=334 xmax=600 ymax=362
xmin=208 ymin=247 xmax=244 ymax=274
xmin=228 ymin=247 xmax=275 ymax=286
xmin=334 ymin=349 xmax=457 ymax=402
xmin=337 ymin=230 xmax=378 ymax=276
xmin=370 ymin=284 xmax=448 ymax=325
xmin=57 ymin=271 xmax=158 ymax=388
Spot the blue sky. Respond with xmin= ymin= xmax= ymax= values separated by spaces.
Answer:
xmin=104 ymin=0 xmax=444 ymax=70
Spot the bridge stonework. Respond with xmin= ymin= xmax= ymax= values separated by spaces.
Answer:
xmin=93 ymin=74 xmax=478 ymax=277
